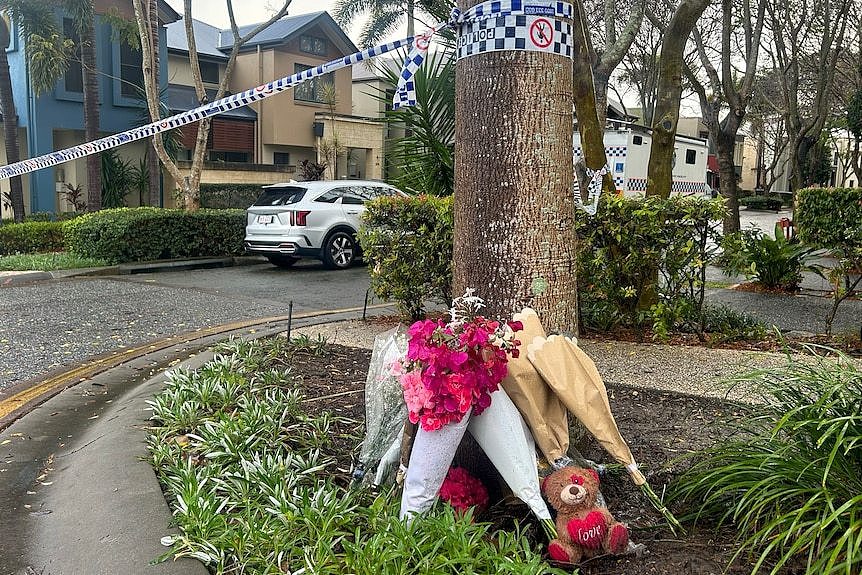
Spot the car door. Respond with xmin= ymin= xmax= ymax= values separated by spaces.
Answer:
xmin=339 ymin=186 xmax=375 ymax=230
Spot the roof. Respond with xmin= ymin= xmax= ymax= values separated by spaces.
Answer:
xmin=157 ymin=0 xmax=181 ymax=24
xmin=167 ymin=84 xmax=257 ymax=120
xmin=222 ymin=12 xmax=357 ymax=55
xmin=166 ymin=12 xmax=357 ymax=60
xmin=166 ymin=19 xmax=226 ymax=60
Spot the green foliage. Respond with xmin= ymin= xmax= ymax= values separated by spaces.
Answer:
xmin=2 ymin=0 xmax=73 ymax=95
xmin=0 ymin=221 xmax=65 ymax=255
xmin=848 ymin=90 xmax=862 ymax=141
xmin=63 ymin=207 xmax=245 ymax=264
xmin=199 ymin=183 xmax=268 ymax=209
xmin=0 ymin=251 xmax=107 ymax=270
xmin=669 ymin=351 xmax=862 ymax=575
xmin=738 ymin=195 xmax=783 ymax=211
xmin=358 ymin=195 xmax=453 ymax=320
xmin=149 ymin=336 xmax=563 ymax=575
xmin=696 ymin=304 xmax=766 ymax=343
xmin=380 ymin=49 xmax=455 ymax=196
xmin=795 ymin=187 xmax=862 ymax=332
xmin=100 ymin=149 xmax=135 ymax=209
xmin=800 ymin=137 xmax=833 ymax=188
xmin=576 ymin=195 xmax=726 ymax=337
xmin=719 ymin=225 xmax=820 ymax=290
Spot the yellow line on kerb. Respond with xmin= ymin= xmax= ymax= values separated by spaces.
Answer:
xmin=0 ymin=303 xmax=391 ymax=420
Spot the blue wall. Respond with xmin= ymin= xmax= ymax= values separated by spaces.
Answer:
xmin=8 ymin=13 xmax=171 ymax=213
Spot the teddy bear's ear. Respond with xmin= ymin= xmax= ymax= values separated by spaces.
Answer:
xmin=541 ymin=473 xmax=551 ymax=494
xmin=586 ymin=468 xmax=600 ymax=485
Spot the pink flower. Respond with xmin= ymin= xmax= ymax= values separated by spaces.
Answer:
xmin=439 ymin=467 xmax=489 ymax=515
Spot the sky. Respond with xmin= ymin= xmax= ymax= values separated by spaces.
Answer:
xmin=163 ymin=0 xmax=395 ymax=45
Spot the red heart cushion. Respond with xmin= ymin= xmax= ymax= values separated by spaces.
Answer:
xmin=567 ymin=510 xmax=607 ymax=549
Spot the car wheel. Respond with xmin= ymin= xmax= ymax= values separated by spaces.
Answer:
xmin=322 ymin=231 xmax=356 ymax=269
xmin=266 ymin=254 xmax=299 ymax=268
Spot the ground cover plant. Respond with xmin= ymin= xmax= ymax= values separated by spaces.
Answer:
xmin=670 ymin=350 xmax=862 ymax=575
xmin=0 ymin=252 xmax=107 ymax=270
xmin=147 ymin=329 xmax=832 ymax=575
xmin=148 ymin=335 xmax=563 ymax=575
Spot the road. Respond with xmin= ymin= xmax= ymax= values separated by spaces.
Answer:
xmin=0 ymin=260 xmax=376 ymax=391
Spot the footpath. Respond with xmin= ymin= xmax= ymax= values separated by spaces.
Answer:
xmin=0 ymin=242 xmax=860 ymax=574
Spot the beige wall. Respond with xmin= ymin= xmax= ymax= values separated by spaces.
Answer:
xmin=316 ymin=114 xmax=385 ymax=180
xmin=232 ymin=24 xmax=353 ymax=154
xmin=739 ymin=137 xmax=759 ymax=193
xmin=167 ymin=54 xmax=225 ymax=87
xmin=352 ymin=78 xmax=388 ymax=118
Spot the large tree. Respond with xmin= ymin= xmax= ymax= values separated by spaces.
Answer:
xmin=0 ymin=15 xmax=24 ymax=221
xmin=643 ymin=0 xmax=709 ymax=199
xmin=676 ymin=0 xmax=767 ymax=233
xmin=454 ymin=1 xmax=577 ymax=330
xmin=132 ymin=0 xmax=291 ymax=210
xmin=765 ymin=0 xmax=853 ymax=195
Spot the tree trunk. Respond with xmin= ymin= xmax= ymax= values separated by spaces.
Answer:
xmin=572 ymin=0 xmax=614 ymax=195
xmin=80 ymin=12 xmax=101 ymax=212
xmin=716 ymin=131 xmax=740 ymax=233
xmin=0 ymin=20 xmax=25 ymax=222
xmin=454 ymin=5 xmax=577 ymax=332
xmin=406 ymin=0 xmax=415 ymax=38
xmin=646 ymin=0 xmax=709 ymax=198
xmin=147 ymin=0 xmax=160 ymax=207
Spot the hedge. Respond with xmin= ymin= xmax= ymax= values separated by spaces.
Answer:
xmin=0 ymin=221 xmax=66 ymax=255
xmin=795 ymin=187 xmax=862 ymax=252
xmin=200 ymin=183 xmax=267 ymax=209
xmin=739 ymin=195 xmax=783 ymax=211
xmin=63 ymin=207 xmax=246 ymax=264
xmin=358 ymin=195 xmax=453 ymax=320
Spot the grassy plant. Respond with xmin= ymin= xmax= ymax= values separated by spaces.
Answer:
xmin=719 ymin=226 xmax=822 ymax=291
xmin=149 ymin=335 xmax=563 ymax=574
xmin=669 ymin=349 xmax=862 ymax=575
xmin=0 ymin=251 xmax=107 ymax=270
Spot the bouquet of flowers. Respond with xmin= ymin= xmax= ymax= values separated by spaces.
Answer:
xmin=397 ymin=290 xmax=523 ymax=432
xmin=438 ymin=467 xmax=489 ymax=515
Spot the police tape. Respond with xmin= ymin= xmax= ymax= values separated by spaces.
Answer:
xmin=0 ymin=0 xmax=577 ymax=183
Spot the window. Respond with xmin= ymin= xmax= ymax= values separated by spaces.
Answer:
xmin=315 ymin=190 xmax=342 ymax=203
xmin=300 ymin=35 xmax=328 ymax=56
xmin=119 ymin=42 xmax=144 ymax=98
xmin=294 ymin=64 xmax=334 ymax=103
xmin=273 ymin=152 xmax=291 ymax=165
xmin=253 ymin=187 xmax=306 ymax=206
xmin=685 ymin=149 xmax=697 ymax=165
xmin=199 ymin=61 xmax=219 ymax=84
xmin=63 ymin=19 xmax=83 ymax=93
xmin=208 ymin=151 xmax=249 ymax=163
xmin=632 ymin=135 xmax=643 ymax=145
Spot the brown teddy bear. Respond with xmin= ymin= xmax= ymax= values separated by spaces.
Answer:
xmin=542 ymin=466 xmax=629 ymax=564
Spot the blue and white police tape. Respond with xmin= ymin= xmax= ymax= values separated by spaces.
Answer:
xmin=0 ymin=0 xmax=574 ymax=180
xmin=574 ymin=165 xmax=609 ymax=216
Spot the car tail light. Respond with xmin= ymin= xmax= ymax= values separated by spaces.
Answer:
xmin=290 ymin=210 xmax=311 ymax=226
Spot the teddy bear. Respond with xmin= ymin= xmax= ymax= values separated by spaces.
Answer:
xmin=542 ymin=466 xmax=629 ymax=564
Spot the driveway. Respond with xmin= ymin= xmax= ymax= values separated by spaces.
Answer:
xmin=0 ymin=261 xmax=375 ymax=391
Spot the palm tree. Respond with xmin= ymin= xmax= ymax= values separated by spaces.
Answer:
xmin=0 ymin=15 xmax=24 ymax=222
xmin=2 ymin=0 xmax=102 ymax=211
xmin=334 ymin=0 xmax=451 ymax=48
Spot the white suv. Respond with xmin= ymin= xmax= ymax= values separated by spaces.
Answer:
xmin=244 ymin=180 xmax=405 ymax=269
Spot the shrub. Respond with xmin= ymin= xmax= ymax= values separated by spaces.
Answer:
xmin=720 ymin=225 xmax=820 ymax=291
xmin=199 ymin=183 xmax=267 ymax=209
xmin=576 ymin=195 xmax=726 ymax=337
xmin=739 ymin=195 xmax=783 ymax=211
xmin=670 ymin=351 xmax=862 ymax=575
xmin=795 ymin=188 xmax=862 ymax=333
xmin=63 ymin=207 xmax=245 ymax=264
xmin=358 ymin=195 xmax=453 ymax=320
xmin=0 ymin=221 xmax=65 ymax=255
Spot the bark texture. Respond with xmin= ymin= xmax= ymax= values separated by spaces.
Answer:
xmin=454 ymin=15 xmax=577 ymax=332
xmin=0 ymin=19 xmax=25 ymax=222
xmin=146 ymin=0 xmax=160 ymax=207
xmin=645 ymin=0 xmax=708 ymax=198
xmin=81 ymin=12 xmax=101 ymax=212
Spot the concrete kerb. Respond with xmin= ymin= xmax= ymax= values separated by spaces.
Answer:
xmin=0 ymin=308 xmax=394 ymax=575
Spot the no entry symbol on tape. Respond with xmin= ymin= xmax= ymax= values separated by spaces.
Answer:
xmin=529 ymin=18 xmax=553 ymax=48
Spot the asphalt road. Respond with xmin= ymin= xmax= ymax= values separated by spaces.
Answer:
xmin=0 ymin=260 xmax=376 ymax=392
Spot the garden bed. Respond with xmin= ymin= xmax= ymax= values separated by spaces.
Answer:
xmin=228 ymin=339 xmax=752 ymax=574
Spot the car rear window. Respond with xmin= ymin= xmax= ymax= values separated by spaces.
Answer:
xmin=253 ymin=186 xmax=306 ymax=206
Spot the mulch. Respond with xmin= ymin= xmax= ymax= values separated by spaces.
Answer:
xmin=286 ymin=343 xmax=764 ymax=575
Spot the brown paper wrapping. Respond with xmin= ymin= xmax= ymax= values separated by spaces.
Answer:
xmin=527 ymin=334 xmax=645 ymax=486
xmin=500 ymin=309 xmax=570 ymax=462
